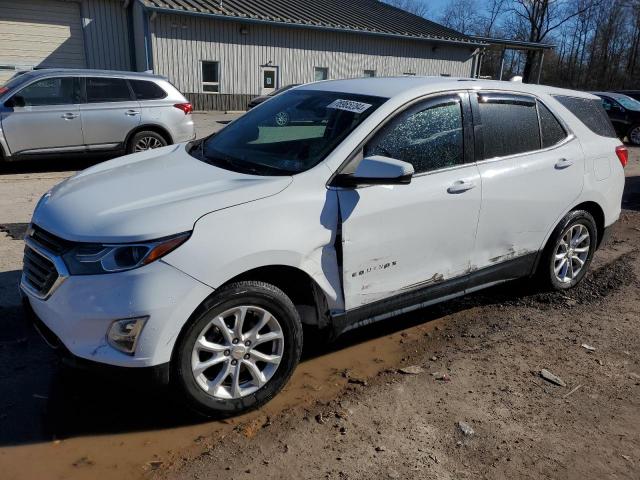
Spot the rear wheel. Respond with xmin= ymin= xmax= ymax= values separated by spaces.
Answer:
xmin=537 ymin=210 xmax=597 ymax=290
xmin=172 ymin=281 xmax=303 ymax=417
xmin=627 ymin=124 xmax=640 ymax=146
xmin=127 ymin=131 xmax=168 ymax=154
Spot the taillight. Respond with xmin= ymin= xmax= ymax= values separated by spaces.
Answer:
xmin=0 ymin=87 xmax=9 ymax=95
xmin=615 ymin=145 xmax=628 ymax=168
xmin=174 ymin=103 xmax=193 ymax=115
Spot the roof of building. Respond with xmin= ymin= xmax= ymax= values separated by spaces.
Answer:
xmin=139 ymin=0 xmax=483 ymax=46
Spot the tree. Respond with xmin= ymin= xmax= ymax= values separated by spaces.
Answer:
xmin=510 ymin=0 xmax=599 ymax=82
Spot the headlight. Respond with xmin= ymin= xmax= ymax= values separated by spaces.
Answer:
xmin=62 ymin=232 xmax=190 ymax=275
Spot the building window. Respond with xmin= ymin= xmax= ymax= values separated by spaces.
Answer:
xmin=363 ymin=70 xmax=376 ymax=78
xmin=314 ymin=67 xmax=328 ymax=81
xmin=202 ymin=61 xmax=220 ymax=93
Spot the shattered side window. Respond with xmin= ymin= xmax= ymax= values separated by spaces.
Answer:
xmin=553 ymin=95 xmax=617 ymax=138
xmin=365 ymin=98 xmax=464 ymax=174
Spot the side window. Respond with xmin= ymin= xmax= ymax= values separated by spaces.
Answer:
xmin=86 ymin=77 xmax=132 ymax=103
xmin=365 ymin=97 xmax=464 ymax=174
xmin=15 ymin=77 xmax=78 ymax=106
xmin=552 ymin=95 xmax=617 ymax=138
xmin=600 ymin=96 xmax=613 ymax=111
xmin=477 ymin=94 xmax=540 ymax=159
xmin=129 ymin=80 xmax=167 ymax=100
xmin=538 ymin=101 xmax=567 ymax=148
xmin=202 ymin=61 xmax=220 ymax=93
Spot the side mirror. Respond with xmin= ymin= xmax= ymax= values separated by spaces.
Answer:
xmin=332 ymin=155 xmax=414 ymax=188
xmin=4 ymin=96 xmax=25 ymax=108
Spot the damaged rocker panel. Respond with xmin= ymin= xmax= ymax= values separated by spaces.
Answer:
xmin=332 ymin=252 xmax=537 ymax=336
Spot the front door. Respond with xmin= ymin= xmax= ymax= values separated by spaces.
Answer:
xmin=1 ymin=76 xmax=84 ymax=155
xmin=338 ymin=94 xmax=482 ymax=310
xmin=79 ymin=77 xmax=141 ymax=150
xmin=261 ymin=67 xmax=278 ymax=96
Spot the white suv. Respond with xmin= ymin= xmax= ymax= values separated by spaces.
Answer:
xmin=21 ymin=77 xmax=625 ymax=416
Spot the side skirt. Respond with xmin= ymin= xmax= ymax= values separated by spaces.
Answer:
xmin=331 ymin=252 xmax=537 ymax=337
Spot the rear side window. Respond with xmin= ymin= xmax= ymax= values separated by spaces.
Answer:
xmin=477 ymin=94 xmax=540 ymax=159
xmin=130 ymin=79 xmax=167 ymax=100
xmin=86 ymin=77 xmax=132 ymax=103
xmin=365 ymin=97 xmax=464 ymax=173
xmin=16 ymin=77 xmax=79 ymax=106
xmin=553 ymin=95 xmax=616 ymax=138
xmin=538 ymin=101 xmax=567 ymax=148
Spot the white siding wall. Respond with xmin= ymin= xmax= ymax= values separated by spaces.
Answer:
xmin=150 ymin=13 xmax=476 ymax=96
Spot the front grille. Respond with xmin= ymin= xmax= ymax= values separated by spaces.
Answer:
xmin=23 ymin=245 xmax=59 ymax=296
xmin=29 ymin=225 xmax=72 ymax=255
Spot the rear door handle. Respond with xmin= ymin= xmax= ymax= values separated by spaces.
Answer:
xmin=555 ymin=158 xmax=574 ymax=169
xmin=447 ymin=180 xmax=476 ymax=194
xmin=125 ymin=110 xmax=141 ymax=116
xmin=61 ymin=112 xmax=78 ymax=120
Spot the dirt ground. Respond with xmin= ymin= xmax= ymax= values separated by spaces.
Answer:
xmin=0 ymin=134 xmax=638 ymax=480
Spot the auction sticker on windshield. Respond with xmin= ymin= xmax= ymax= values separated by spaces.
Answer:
xmin=327 ymin=99 xmax=372 ymax=114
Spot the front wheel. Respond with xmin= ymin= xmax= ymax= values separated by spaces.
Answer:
xmin=537 ymin=210 xmax=597 ymax=290
xmin=172 ymin=281 xmax=303 ymax=417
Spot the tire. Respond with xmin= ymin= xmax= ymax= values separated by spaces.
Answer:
xmin=172 ymin=281 xmax=303 ymax=417
xmin=627 ymin=124 xmax=640 ymax=146
xmin=126 ymin=130 xmax=168 ymax=154
xmin=536 ymin=210 xmax=597 ymax=291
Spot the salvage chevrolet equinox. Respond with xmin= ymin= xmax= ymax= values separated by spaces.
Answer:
xmin=22 ymin=77 xmax=625 ymax=416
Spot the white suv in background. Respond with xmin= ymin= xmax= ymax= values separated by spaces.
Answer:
xmin=21 ymin=77 xmax=625 ymax=416
xmin=0 ymin=69 xmax=195 ymax=161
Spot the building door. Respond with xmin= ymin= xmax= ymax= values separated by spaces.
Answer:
xmin=261 ymin=67 xmax=279 ymax=95
xmin=0 ymin=0 xmax=86 ymax=83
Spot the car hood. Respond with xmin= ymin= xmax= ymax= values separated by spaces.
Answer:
xmin=32 ymin=144 xmax=293 ymax=243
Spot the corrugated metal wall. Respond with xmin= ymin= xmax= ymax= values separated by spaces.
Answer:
xmin=150 ymin=13 xmax=475 ymax=98
xmin=81 ymin=0 xmax=132 ymax=71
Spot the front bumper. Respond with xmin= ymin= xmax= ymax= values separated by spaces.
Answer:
xmin=21 ymin=259 xmax=214 ymax=368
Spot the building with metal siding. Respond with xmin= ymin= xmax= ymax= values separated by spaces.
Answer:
xmin=0 ymin=0 xmax=132 ymax=83
xmin=1 ymin=0 xmax=484 ymax=110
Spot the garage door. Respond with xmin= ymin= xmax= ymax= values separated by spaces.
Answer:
xmin=0 ymin=0 xmax=86 ymax=83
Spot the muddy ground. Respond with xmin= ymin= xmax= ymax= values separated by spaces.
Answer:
xmin=0 ymin=139 xmax=638 ymax=480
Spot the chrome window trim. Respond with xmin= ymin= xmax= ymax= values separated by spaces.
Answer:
xmin=474 ymin=133 xmax=577 ymax=167
xmin=20 ymin=236 xmax=69 ymax=301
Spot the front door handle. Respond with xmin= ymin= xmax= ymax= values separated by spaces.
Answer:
xmin=61 ymin=112 xmax=78 ymax=120
xmin=555 ymin=158 xmax=574 ymax=169
xmin=447 ymin=180 xmax=476 ymax=194
xmin=125 ymin=110 xmax=141 ymax=116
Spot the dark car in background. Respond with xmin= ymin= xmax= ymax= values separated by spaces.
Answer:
xmin=247 ymin=84 xmax=299 ymax=109
xmin=591 ymin=91 xmax=640 ymax=145
xmin=613 ymin=90 xmax=640 ymax=102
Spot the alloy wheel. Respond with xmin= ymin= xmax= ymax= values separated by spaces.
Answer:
xmin=191 ymin=306 xmax=284 ymax=399
xmin=134 ymin=136 xmax=164 ymax=151
xmin=553 ymin=223 xmax=591 ymax=283
xmin=629 ymin=126 xmax=640 ymax=145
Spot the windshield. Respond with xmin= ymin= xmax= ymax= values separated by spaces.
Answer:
xmin=196 ymin=90 xmax=387 ymax=175
xmin=616 ymin=95 xmax=640 ymax=111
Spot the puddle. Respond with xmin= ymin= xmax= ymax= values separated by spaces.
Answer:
xmin=0 ymin=314 xmax=449 ymax=480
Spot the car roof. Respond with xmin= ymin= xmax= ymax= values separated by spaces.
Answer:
xmin=298 ymin=76 xmax=599 ymax=100
xmin=15 ymin=68 xmax=167 ymax=81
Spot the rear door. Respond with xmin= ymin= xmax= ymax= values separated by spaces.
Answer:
xmin=338 ymin=93 xmax=482 ymax=309
xmin=79 ymin=76 xmax=141 ymax=151
xmin=0 ymin=76 xmax=83 ymax=154
xmin=470 ymin=92 xmax=584 ymax=281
